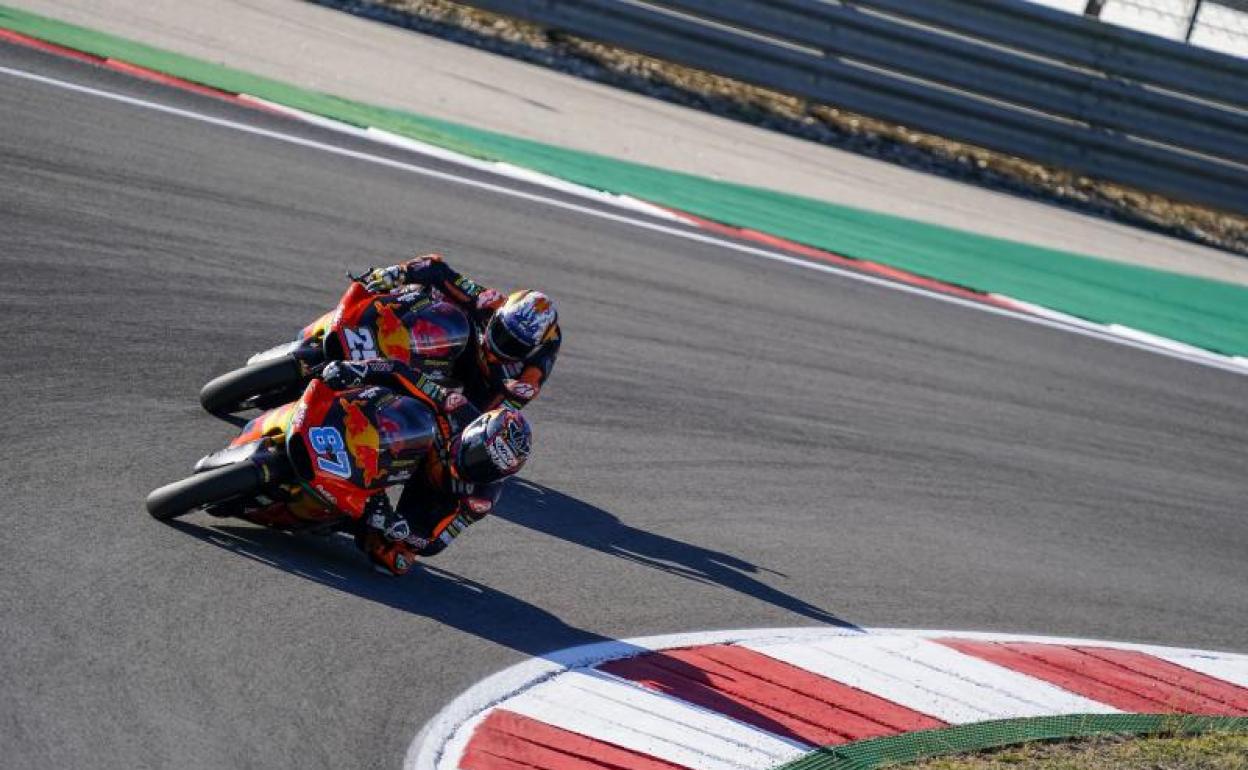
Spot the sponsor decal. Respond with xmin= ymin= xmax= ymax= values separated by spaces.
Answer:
xmin=505 ymin=380 xmax=537 ymax=401
xmin=467 ymin=496 xmax=493 ymax=515
xmin=374 ymin=302 xmax=412 ymax=364
xmin=395 ymin=289 xmax=430 ymax=306
xmin=410 ymin=318 xmax=453 ymax=358
xmin=314 ymin=483 xmax=338 ymax=504
xmin=417 ymin=377 xmax=445 ymax=402
xmin=454 ymin=276 xmax=483 ymax=295
xmin=342 ymin=399 xmax=382 ymax=485
xmin=289 ymin=403 xmax=308 ymax=433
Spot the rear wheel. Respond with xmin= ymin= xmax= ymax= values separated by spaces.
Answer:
xmin=199 ymin=356 xmax=304 ymax=414
xmin=145 ymin=459 xmax=290 ymax=521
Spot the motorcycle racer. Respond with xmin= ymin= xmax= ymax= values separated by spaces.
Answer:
xmin=319 ymin=357 xmax=532 ymax=575
xmin=359 ymin=254 xmax=559 ymax=412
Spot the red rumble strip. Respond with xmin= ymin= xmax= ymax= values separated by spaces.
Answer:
xmin=599 ymin=644 xmax=946 ymax=746
xmin=461 ymin=710 xmax=692 ymax=770
xmin=941 ymin=640 xmax=1248 ymax=716
xmin=0 ymin=27 xmax=101 ymax=63
xmin=665 ymin=210 xmax=1015 ymax=310
xmin=0 ymin=28 xmax=285 ymax=113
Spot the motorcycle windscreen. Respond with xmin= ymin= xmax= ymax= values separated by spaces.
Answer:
xmin=409 ymin=301 xmax=470 ymax=360
xmin=373 ymin=394 xmax=437 ymax=466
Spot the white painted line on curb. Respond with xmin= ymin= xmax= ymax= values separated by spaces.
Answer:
xmin=1107 ymin=324 xmax=1212 ymax=355
xmin=503 ymin=670 xmax=806 ymax=769
xmin=4 ymin=63 xmax=1245 ymax=378
xmin=1156 ymin=653 xmax=1248 ymax=689
xmin=745 ymin=635 xmax=1118 ymax=724
xmin=236 ymin=94 xmax=373 ymax=138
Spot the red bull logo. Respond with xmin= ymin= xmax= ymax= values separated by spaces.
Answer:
xmin=341 ymin=399 xmax=382 ymax=486
xmin=374 ymin=302 xmax=411 ymax=364
xmin=410 ymin=318 xmax=451 ymax=357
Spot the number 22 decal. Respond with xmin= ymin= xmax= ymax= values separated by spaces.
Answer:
xmin=344 ymin=327 xmax=378 ymax=360
xmin=309 ymin=426 xmax=352 ymax=478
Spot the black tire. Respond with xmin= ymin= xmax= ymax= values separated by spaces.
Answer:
xmin=146 ymin=463 xmax=265 ymax=521
xmin=199 ymin=356 xmax=303 ymax=414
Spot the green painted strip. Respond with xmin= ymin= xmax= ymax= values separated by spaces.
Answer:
xmin=4 ymin=4 xmax=1247 ymax=355
xmin=772 ymin=714 xmax=1248 ymax=770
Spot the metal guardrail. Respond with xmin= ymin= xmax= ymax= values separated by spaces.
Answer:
xmin=455 ymin=0 xmax=1248 ymax=214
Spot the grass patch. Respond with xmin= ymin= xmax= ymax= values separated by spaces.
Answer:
xmin=907 ymin=733 xmax=1248 ymax=770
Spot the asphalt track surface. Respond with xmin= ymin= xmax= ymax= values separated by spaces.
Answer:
xmin=1 ymin=41 xmax=1245 ymax=769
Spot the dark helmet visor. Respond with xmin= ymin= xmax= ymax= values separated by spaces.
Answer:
xmin=455 ymin=431 xmax=506 ymax=484
xmin=486 ymin=316 xmax=532 ymax=361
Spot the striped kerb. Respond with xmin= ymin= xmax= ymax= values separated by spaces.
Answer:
xmin=940 ymin=640 xmax=1248 ymax=716
xmin=461 ymin=710 xmax=692 ymax=770
xmin=599 ymin=644 xmax=946 ymax=745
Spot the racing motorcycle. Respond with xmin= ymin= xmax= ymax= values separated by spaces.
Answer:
xmin=199 ymin=280 xmax=469 ymax=414
xmin=148 ymin=378 xmax=435 ymax=530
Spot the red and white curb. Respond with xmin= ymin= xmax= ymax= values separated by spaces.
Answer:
xmin=4 ymin=26 xmax=1247 ymax=375
xmin=408 ymin=628 xmax=1248 ymax=770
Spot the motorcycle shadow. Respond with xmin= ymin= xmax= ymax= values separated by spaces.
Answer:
xmin=499 ymin=480 xmax=856 ymax=629
xmin=167 ymin=518 xmax=608 ymax=658
xmin=167 ymin=517 xmax=836 ymax=743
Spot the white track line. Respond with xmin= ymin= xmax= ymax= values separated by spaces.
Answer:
xmin=3 ymin=63 xmax=1246 ymax=377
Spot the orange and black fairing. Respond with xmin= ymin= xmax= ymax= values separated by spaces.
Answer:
xmin=230 ymin=401 xmax=301 ymax=448
xmin=299 ymin=281 xmax=373 ymax=343
xmin=280 ymin=381 xmax=437 ymax=518
xmin=299 ymin=282 xmax=469 ymax=371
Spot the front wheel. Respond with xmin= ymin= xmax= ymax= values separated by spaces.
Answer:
xmin=199 ymin=356 xmax=304 ymax=414
xmin=146 ymin=460 xmax=288 ymax=521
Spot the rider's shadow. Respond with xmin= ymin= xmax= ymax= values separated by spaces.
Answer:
xmin=169 ymin=519 xmax=608 ymax=657
xmin=169 ymin=519 xmax=829 ymax=744
xmin=498 ymin=480 xmax=856 ymax=629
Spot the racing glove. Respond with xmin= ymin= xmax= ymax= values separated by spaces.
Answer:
xmin=475 ymin=287 xmax=505 ymax=311
xmin=361 ymin=264 xmax=405 ymax=294
xmin=321 ymin=361 xmax=368 ymax=390
xmin=363 ymin=533 xmax=418 ymax=576
xmin=360 ymin=495 xmax=421 ymax=576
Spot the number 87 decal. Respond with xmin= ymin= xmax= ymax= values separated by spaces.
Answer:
xmin=309 ymin=426 xmax=352 ymax=478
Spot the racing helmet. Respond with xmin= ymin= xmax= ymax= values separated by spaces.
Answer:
xmin=484 ymin=290 xmax=557 ymax=361
xmin=450 ymin=408 xmax=532 ymax=484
